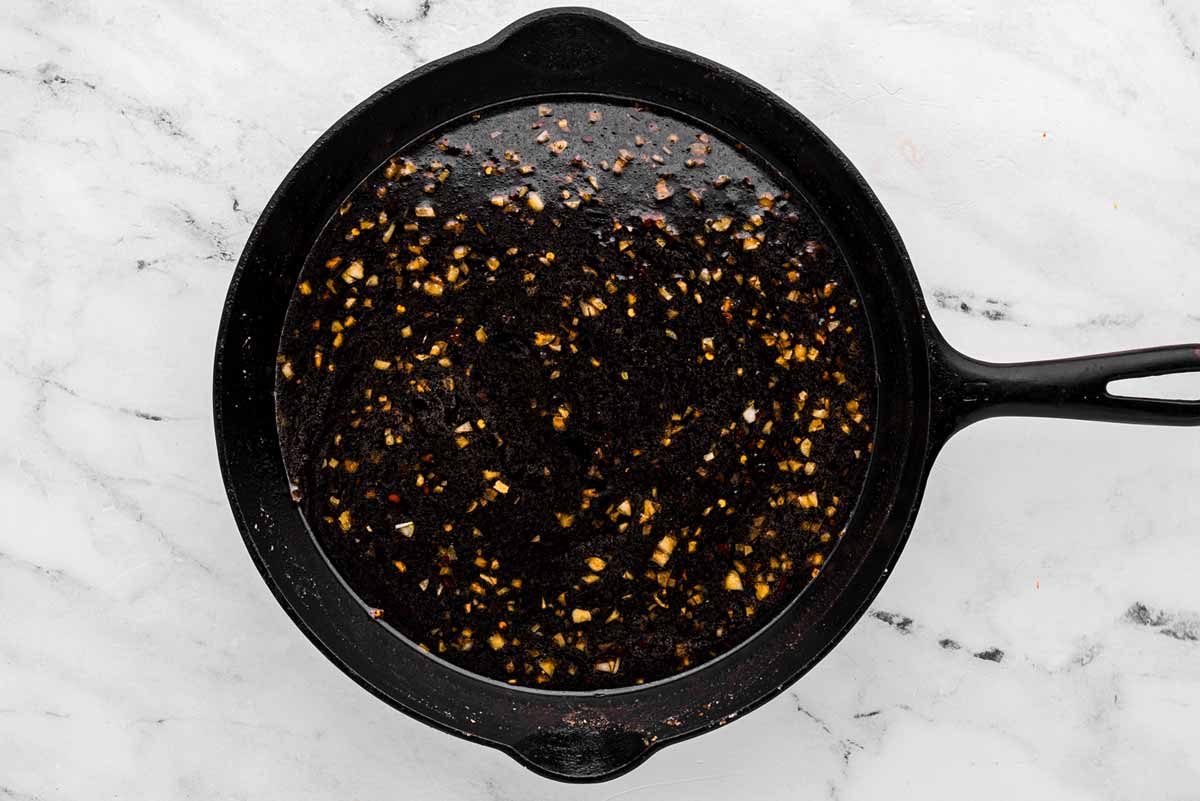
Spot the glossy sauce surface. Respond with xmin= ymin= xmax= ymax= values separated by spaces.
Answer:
xmin=276 ymin=100 xmax=875 ymax=689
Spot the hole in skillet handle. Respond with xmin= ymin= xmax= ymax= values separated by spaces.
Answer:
xmin=513 ymin=725 xmax=653 ymax=782
xmin=491 ymin=7 xmax=637 ymax=76
xmin=1108 ymin=372 xmax=1200 ymax=402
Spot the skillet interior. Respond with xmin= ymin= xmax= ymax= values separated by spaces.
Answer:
xmin=274 ymin=96 xmax=880 ymax=690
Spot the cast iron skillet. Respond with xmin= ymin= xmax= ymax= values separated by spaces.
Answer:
xmin=214 ymin=7 xmax=1200 ymax=782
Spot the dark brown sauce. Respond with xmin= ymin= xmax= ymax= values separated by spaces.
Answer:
xmin=276 ymin=100 xmax=875 ymax=689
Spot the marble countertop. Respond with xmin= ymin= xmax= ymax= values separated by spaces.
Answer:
xmin=2 ymin=1 xmax=1198 ymax=798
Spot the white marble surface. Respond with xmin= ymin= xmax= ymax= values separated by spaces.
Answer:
xmin=2 ymin=0 xmax=1198 ymax=797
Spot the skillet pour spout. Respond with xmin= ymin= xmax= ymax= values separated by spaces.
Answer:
xmin=513 ymin=726 xmax=652 ymax=781
xmin=214 ymin=6 xmax=1200 ymax=783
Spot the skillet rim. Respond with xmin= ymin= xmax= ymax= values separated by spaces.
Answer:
xmin=214 ymin=6 xmax=938 ymax=781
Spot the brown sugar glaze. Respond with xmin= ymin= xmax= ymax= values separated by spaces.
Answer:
xmin=276 ymin=100 xmax=875 ymax=689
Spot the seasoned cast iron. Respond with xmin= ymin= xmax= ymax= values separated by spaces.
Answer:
xmin=214 ymin=7 xmax=1200 ymax=782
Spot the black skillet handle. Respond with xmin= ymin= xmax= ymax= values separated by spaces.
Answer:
xmin=932 ymin=338 xmax=1200 ymax=440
